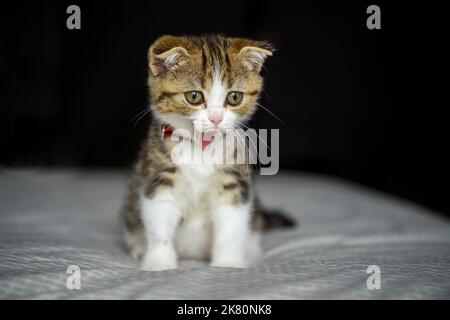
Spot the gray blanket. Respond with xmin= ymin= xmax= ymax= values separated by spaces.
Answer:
xmin=1 ymin=169 xmax=449 ymax=299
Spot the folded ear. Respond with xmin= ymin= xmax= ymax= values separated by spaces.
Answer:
xmin=231 ymin=39 xmax=274 ymax=73
xmin=148 ymin=35 xmax=190 ymax=76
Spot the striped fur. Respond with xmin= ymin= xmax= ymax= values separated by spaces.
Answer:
xmin=121 ymin=35 xmax=292 ymax=270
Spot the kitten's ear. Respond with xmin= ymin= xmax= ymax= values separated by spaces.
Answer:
xmin=148 ymin=35 xmax=190 ymax=76
xmin=232 ymin=39 xmax=274 ymax=73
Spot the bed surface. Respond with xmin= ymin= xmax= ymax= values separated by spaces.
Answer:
xmin=1 ymin=169 xmax=450 ymax=299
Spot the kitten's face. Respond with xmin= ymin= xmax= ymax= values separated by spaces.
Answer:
xmin=147 ymin=35 xmax=273 ymax=133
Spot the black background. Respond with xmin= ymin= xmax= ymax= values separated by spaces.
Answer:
xmin=1 ymin=1 xmax=448 ymax=215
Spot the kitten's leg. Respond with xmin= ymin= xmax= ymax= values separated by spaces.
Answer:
xmin=210 ymin=202 xmax=251 ymax=268
xmin=124 ymin=227 xmax=146 ymax=260
xmin=140 ymin=192 xmax=182 ymax=271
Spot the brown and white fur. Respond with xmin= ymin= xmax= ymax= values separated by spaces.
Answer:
xmin=121 ymin=35 xmax=292 ymax=271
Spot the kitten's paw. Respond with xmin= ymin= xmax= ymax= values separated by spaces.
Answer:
xmin=130 ymin=245 xmax=146 ymax=261
xmin=141 ymin=246 xmax=178 ymax=271
xmin=210 ymin=258 xmax=248 ymax=269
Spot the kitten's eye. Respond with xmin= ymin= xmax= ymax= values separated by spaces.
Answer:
xmin=226 ymin=91 xmax=243 ymax=106
xmin=184 ymin=91 xmax=204 ymax=105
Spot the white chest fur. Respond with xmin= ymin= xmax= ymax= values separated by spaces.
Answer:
xmin=172 ymin=163 xmax=218 ymax=260
xmin=140 ymin=138 xmax=257 ymax=266
xmin=168 ymin=138 xmax=218 ymax=215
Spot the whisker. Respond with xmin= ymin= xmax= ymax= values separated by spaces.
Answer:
xmin=262 ymin=88 xmax=272 ymax=101
xmin=132 ymin=108 xmax=151 ymax=130
xmin=236 ymin=124 xmax=261 ymax=172
xmin=238 ymin=122 xmax=272 ymax=155
xmin=234 ymin=130 xmax=253 ymax=170
xmin=256 ymin=103 xmax=284 ymax=125
xmin=130 ymin=107 xmax=150 ymax=122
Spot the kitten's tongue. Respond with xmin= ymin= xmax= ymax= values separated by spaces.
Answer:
xmin=201 ymin=134 xmax=214 ymax=150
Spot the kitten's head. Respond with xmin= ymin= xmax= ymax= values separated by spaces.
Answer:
xmin=147 ymin=35 xmax=273 ymax=133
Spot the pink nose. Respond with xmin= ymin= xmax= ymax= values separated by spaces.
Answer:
xmin=208 ymin=109 xmax=223 ymax=126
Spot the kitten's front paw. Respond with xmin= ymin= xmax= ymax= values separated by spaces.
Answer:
xmin=141 ymin=246 xmax=178 ymax=271
xmin=210 ymin=257 xmax=248 ymax=269
xmin=130 ymin=244 xmax=146 ymax=261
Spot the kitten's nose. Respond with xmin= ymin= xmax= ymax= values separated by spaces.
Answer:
xmin=208 ymin=109 xmax=223 ymax=126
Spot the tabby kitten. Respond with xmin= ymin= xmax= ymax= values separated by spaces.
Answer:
xmin=122 ymin=35 xmax=290 ymax=271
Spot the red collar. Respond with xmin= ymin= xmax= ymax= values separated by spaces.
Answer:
xmin=161 ymin=125 xmax=213 ymax=150
xmin=161 ymin=125 xmax=174 ymax=138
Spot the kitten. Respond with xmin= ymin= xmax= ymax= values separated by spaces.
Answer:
xmin=122 ymin=35 xmax=293 ymax=271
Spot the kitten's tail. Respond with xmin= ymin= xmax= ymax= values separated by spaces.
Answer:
xmin=253 ymin=196 xmax=296 ymax=231
xmin=260 ymin=208 xmax=297 ymax=231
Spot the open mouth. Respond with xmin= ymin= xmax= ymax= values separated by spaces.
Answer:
xmin=200 ymin=133 xmax=215 ymax=150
